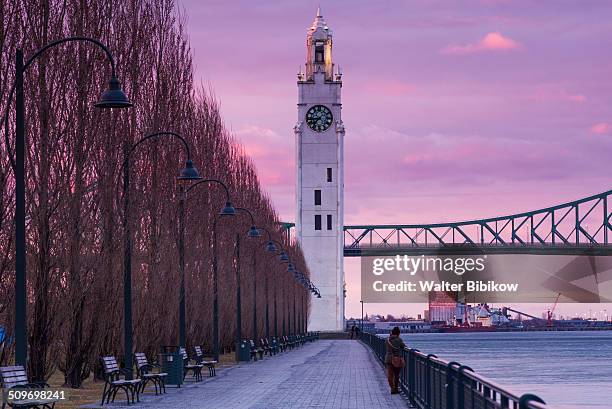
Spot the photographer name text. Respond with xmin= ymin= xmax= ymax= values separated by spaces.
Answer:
xmin=372 ymin=280 xmax=519 ymax=293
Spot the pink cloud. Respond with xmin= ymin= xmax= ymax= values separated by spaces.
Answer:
xmin=527 ymin=87 xmax=587 ymax=103
xmin=589 ymin=122 xmax=612 ymax=135
xmin=235 ymin=125 xmax=294 ymax=188
xmin=364 ymin=80 xmax=414 ymax=96
xmin=443 ymin=32 xmax=522 ymax=55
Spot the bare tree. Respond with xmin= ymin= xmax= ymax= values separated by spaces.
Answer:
xmin=0 ymin=0 xmax=312 ymax=387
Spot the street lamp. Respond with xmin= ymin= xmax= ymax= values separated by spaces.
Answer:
xmin=184 ymin=179 xmax=235 ymax=361
xmin=122 ymin=131 xmax=200 ymax=376
xmin=2 ymin=36 xmax=131 ymax=366
xmin=296 ymin=271 xmax=309 ymax=334
xmin=360 ymin=300 xmax=364 ymax=332
xmin=233 ymin=207 xmax=261 ymax=354
xmin=258 ymin=227 xmax=288 ymax=338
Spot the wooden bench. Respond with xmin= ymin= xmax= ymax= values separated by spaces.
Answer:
xmin=193 ymin=346 xmax=217 ymax=377
xmin=249 ymin=340 xmax=264 ymax=361
xmin=179 ymin=347 xmax=203 ymax=382
xmin=100 ymin=356 xmax=142 ymax=405
xmin=295 ymin=335 xmax=303 ymax=347
xmin=0 ymin=365 xmax=59 ymax=409
xmin=134 ymin=352 xmax=167 ymax=395
xmin=277 ymin=336 xmax=287 ymax=352
xmin=266 ymin=338 xmax=279 ymax=355
xmin=283 ymin=336 xmax=294 ymax=350
xmin=259 ymin=338 xmax=270 ymax=356
xmin=260 ymin=338 xmax=274 ymax=356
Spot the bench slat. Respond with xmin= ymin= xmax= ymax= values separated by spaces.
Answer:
xmin=0 ymin=365 xmax=29 ymax=389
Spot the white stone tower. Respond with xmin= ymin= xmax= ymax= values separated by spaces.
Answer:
xmin=295 ymin=7 xmax=345 ymax=332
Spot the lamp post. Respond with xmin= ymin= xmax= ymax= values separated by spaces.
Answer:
xmin=293 ymin=275 xmax=299 ymax=334
xmin=233 ymin=207 xmax=261 ymax=353
xmin=251 ymin=252 xmax=258 ymax=342
xmin=295 ymin=272 xmax=303 ymax=334
xmin=258 ymin=228 xmax=288 ymax=338
xmin=286 ymin=263 xmax=296 ymax=335
xmin=3 ymin=37 xmax=132 ymax=366
xmin=183 ymin=179 xmax=235 ymax=361
xmin=302 ymin=290 xmax=305 ymax=333
xmin=122 ymin=132 xmax=201 ymax=376
xmin=360 ymin=300 xmax=364 ymax=332
xmin=295 ymin=272 xmax=309 ymax=334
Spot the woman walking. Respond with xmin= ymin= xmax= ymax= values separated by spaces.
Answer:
xmin=385 ymin=326 xmax=406 ymax=394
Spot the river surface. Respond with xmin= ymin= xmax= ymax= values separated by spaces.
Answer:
xmin=398 ymin=331 xmax=612 ymax=409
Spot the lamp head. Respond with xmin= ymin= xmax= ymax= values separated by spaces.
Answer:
xmin=177 ymin=160 xmax=202 ymax=182
xmin=265 ymin=240 xmax=277 ymax=253
xmin=220 ymin=201 xmax=236 ymax=216
xmin=248 ymin=225 xmax=261 ymax=238
xmin=95 ymin=76 xmax=133 ymax=108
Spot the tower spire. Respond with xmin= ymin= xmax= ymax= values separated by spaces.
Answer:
xmin=306 ymin=6 xmax=334 ymax=81
xmin=311 ymin=6 xmax=328 ymax=31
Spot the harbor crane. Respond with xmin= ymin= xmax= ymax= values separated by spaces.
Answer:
xmin=503 ymin=292 xmax=562 ymax=327
xmin=547 ymin=293 xmax=562 ymax=327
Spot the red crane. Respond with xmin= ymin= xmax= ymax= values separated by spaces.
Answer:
xmin=547 ymin=293 xmax=561 ymax=327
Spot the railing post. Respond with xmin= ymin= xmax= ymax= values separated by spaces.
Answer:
xmin=483 ymin=385 xmax=491 ymax=405
xmin=426 ymin=354 xmax=437 ymax=409
xmin=457 ymin=365 xmax=473 ymax=409
xmin=446 ymin=362 xmax=460 ymax=409
xmin=408 ymin=349 xmax=418 ymax=405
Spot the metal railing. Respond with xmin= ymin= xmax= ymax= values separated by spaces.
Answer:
xmin=359 ymin=332 xmax=550 ymax=409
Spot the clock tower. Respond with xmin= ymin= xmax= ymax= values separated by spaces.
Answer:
xmin=295 ymin=8 xmax=345 ymax=332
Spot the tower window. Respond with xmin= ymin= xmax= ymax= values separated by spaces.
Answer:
xmin=315 ymin=215 xmax=322 ymax=230
xmin=326 ymin=168 xmax=332 ymax=182
xmin=314 ymin=189 xmax=321 ymax=205
xmin=315 ymin=42 xmax=324 ymax=63
xmin=327 ymin=215 xmax=333 ymax=230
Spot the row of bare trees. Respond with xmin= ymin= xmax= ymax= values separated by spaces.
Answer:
xmin=0 ymin=0 xmax=310 ymax=387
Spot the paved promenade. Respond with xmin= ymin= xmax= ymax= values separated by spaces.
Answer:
xmin=85 ymin=340 xmax=408 ymax=409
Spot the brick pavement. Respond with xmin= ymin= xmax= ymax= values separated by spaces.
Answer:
xmin=81 ymin=340 xmax=410 ymax=409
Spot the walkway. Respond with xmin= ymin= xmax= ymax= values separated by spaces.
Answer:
xmin=84 ymin=340 xmax=409 ymax=409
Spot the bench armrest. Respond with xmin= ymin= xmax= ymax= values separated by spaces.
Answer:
xmin=26 ymin=382 xmax=50 ymax=388
xmin=118 ymin=368 xmax=135 ymax=378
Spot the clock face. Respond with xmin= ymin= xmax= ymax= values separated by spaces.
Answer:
xmin=306 ymin=105 xmax=333 ymax=132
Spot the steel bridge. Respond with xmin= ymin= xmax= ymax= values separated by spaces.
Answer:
xmin=282 ymin=190 xmax=612 ymax=256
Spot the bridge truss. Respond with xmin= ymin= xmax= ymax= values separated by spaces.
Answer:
xmin=343 ymin=190 xmax=612 ymax=256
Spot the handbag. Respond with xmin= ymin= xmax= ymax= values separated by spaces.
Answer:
xmin=388 ymin=340 xmax=406 ymax=368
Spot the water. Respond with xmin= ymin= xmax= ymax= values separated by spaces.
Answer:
xmin=399 ymin=331 xmax=612 ymax=409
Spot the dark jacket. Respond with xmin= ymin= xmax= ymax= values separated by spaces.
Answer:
xmin=384 ymin=334 xmax=406 ymax=364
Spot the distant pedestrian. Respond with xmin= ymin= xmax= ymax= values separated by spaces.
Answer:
xmin=385 ymin=326 xmax=406 ymax=394
xmin=354 ymin=325 xmax=360 ymax=337
xmin=349 ymin=324 xmax=356 ymax=339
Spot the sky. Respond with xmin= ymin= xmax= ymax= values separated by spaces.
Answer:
xmin=179 ymin=0 xmax=612 ymax=320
